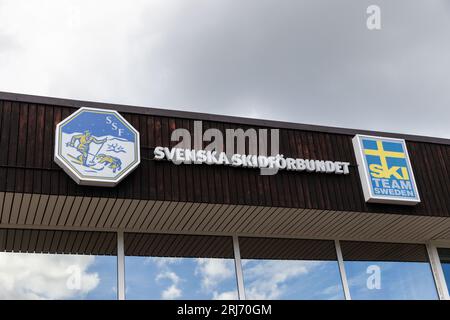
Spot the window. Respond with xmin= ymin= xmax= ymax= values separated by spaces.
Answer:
xmin=341 ymin=241 xmax=438 ymax=300
xmin=239 ymin=237 xmax=345 ymax=300
xmin=0 ymin=229 xmax=117 ymax=300
xmin=124 ymin=233 xmax=238 ymax=300
xmin=437 ymin=248 xmax=450 ymax=295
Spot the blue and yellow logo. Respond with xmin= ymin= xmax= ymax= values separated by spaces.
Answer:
xmin=353 ymin=135 xmax=420 ymax=205
xmin=54 ymin=107 xmax=140 ymax=187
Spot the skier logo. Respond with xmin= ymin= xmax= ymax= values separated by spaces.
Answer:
xmin=54 ymin=107 xmax=140 ymax=187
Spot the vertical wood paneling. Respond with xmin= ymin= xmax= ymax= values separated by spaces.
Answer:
xmin=407 ymin=142 xmax=435 ymax=215
xmin=182 ymin=119 xmax=194 ymax=202
xmin=33 ymin=104 xmax=45 ymax=194
xmin=219 ymin=121 xmax=235 ymax=205
xmin=0 ymin=101 xmax=7 ymax=194
xmin=161 ymin=117 xmax=172 ymax=201
xmin=423 ymin=143 xmax=449 ymax=215
xmin=168 ymin=118 xmax=180 ymax=202
xmin=6 ymin=102 xmax=20 ymax=192
xmin=24 ymin=104 xmax=36 ymax=194
xmin=60 ymin=108 xmax=73 ymax=197
xmin=340 ymin=132 xmax=364 ymax=213
xmin=41 ymin=105 xmax=53 ymax=194
xmin=438 ymin=144 xmax=450 ymax=214
xmin=130 ymin=114 xmax=141 ymax=199
xmin=187 ymin=120 xmax=201 ymax=203
xmin=147 ymin=116 xmax=157 ymax=200
xmin=278 ymin=128 xmax=292 ymax=207
xmin=0 ymin=100 xmax=448 ymax=219
xmin=14 ymin=103 xmax=27 ymax=193
xmin=154 ymin=117 xmax=164 ymax=200
xmin=202 ymin=121 xmax=217 ymax=204
xmin=139 ymin=115 xmax=149 ymax=200
xmin=50 ymin=106 xmax=62 ymax=195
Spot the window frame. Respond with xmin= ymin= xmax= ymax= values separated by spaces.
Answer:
xmin=115 ymin=233 xmax=450 ymax=300
xmin=427 ymin=241 xmax=450 ymax=300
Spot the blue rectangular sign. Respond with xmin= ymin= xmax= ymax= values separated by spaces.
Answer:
xmin=353 ymin=135 xmax=420 ymax=205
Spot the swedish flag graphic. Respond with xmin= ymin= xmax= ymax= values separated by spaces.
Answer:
xmin=363 ymin=140 xmax=409 ymax=180
xmin=353 ymin=135 xmax=420 ymax=205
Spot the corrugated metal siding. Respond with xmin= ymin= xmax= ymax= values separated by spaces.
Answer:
xmin=3 ymin=193 xmax=450 ymax=242
xmin=124 ymin=233 xmax=234 ymax=258
xmin=0 ymin=227 xmax=434 ymax=260
xmin=0 ymin=228 xmax=117 ymax=255
xmin=0 ymin=99 xmax=449 ymax=218
xmin=341 ymin=241 xmax=429 ymax=262
xmin=239 ymin=237 xmax=337 ymax=260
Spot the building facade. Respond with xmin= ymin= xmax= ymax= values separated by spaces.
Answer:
xmin=0 ymin=91 xmax=449 ymax=300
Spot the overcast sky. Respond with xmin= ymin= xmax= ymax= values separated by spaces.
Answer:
xmin=0 ymin=0 xmax=449 ymax=138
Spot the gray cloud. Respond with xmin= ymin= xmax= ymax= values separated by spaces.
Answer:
xmin=0 ymin=0 xmax=449 ymax=138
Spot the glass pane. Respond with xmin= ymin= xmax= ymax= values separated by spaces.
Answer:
xmin=437 ymin=248 xmax=450 ymax=294
xmin=239 ymin=237 xmax=345 ymax=300
xmin=125 ymin=257 xmax=237 ymax=300
xmin=242 ymin=259 xmax=344 ymax=300
xmin=344 ymin=261 xmax=437 ymax=300
xmin=0 ymin=229 xmax=117 ymax=300
xmin=342 ymin=241 xmax=437 ymax=300
xmin=0 ymin=252 xmax=117 ymax=300
xmin=124 ymin=233 xmax=237 ymax=300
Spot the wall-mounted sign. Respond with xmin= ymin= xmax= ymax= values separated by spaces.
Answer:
xmin=154 ymin=146 xmax=350 ymax=175
xmin=54 ymin=107 xmax=140 ymax=187
xmin=352 ymin=134 xmax=420 ymax=205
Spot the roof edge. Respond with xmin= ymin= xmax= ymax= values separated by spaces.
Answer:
xmin=1 ymin=91 xmax=449 ymax=145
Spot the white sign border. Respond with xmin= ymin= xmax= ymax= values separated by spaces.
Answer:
xmin=352 ymin=134 xmax=421 ymax=205
xmin=54 ymin=107 xmax=141 ymax=187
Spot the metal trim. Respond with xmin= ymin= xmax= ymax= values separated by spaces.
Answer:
xmin=1 ymin=91 xmax=448 ymax=145
xmin=233 ymin=236 xmax=246 ymax=300
xmin=117 ymin=231 xmax=126 ymax=300
xmin=427 ymin=243 xmax=450 ymax=300
xmin=335 ymin=240 xmax=352 ymax=300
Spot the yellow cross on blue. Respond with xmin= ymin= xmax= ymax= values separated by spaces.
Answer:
xmin=364 ymin=140 xmax=405 ymax=170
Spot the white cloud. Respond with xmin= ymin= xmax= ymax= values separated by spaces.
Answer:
xmin=151 ymin=258 xmax=237 ymax=299
xmin=153 ymin=258 xmax=183 ymax=299
xmin=161 ymin=284 xmax=182 ymax=300
xmin=213 ymin=290 xmax=238 ymax=300
xmin=319 ymin=284 xmax=344 ymax=300
xmin=194 ymin=258 xmax=238 ymax=300
xmin=0 ymin=252 xmax=100 ymax=300
xmin=195 ymin=258 xmax=234 ymax=290
xmin=156 ymin=271 xmax=180 ymax=285
xmin=0 ymin=0 xmax=182 ymax=104
xmin=243 ymin=260 xmax=321 ymax=300
xmin=145 ymin=256 xmax=184 ymax=267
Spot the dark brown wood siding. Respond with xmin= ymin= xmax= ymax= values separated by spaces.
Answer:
xmin=0 ymin=97 xmax=449 ymax=217
xmin=0 ymin=228 xmax=117 ymax=255
xmin=124 ymin=233 xmax=234 ymax=258
xmin=340 ymin=241 xmax=429 ymax=262
xmin=239 ymin=237 xmax=337 ymax=260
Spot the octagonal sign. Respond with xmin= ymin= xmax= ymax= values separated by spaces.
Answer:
xmin=54 ymin=107 xmax=140 ymax=187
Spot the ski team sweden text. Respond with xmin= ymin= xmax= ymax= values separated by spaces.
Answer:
xmin=362 ymin=138 xmax=416 ymax=198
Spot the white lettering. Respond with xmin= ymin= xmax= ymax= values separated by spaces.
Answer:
xmin=154 ymin=146 xmax=165 ymax=160
xmin=153 ymin=147 xmax=351 ymax=176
